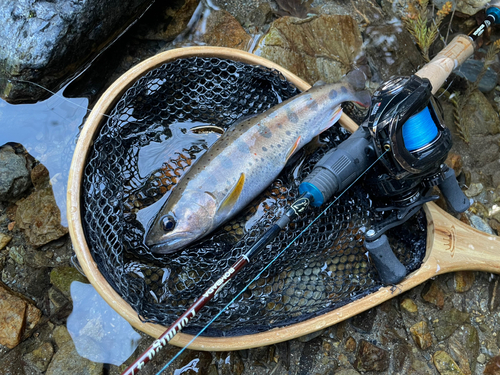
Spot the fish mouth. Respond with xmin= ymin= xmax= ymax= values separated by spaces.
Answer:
xmin=147 ymin=231 xmax=194 ymax=254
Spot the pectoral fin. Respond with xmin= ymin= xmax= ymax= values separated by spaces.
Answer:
xmin=217 ymin=173 xmax=245 ymax=216
xmin=285 ymin=136 xmax=302 ymax=163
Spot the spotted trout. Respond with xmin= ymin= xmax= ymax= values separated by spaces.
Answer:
xmin=146 ymin=83 xmax=371 ymax=254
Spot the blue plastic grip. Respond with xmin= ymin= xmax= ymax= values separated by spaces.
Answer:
xmin=486 ymin=5 xmax=500 ymax=24
xmin=401 ymin=107 xmax=438 ymax=152
xmin=299 ymin=182 xmax=324 ymax=207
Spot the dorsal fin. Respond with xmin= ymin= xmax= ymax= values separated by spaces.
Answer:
xmin=216 ymin=173 xmax=245 ymax=216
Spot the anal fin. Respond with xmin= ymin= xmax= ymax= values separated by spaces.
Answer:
xmin=217 ymin=173 xmax=245 ymax=216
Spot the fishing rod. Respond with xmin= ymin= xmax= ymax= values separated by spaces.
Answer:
xmin=122 ymin=3 xmax=500 ymax=374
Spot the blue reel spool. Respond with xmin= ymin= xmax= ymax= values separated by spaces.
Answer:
xmin=401 ymin=107 xmax=438 ymax=152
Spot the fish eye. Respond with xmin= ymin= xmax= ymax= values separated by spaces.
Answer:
xmin=161 ymin=216 xmax=176 ymax=232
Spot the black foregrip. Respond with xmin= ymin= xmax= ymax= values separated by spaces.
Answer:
xmin=365 ymin=235 xmax=407 ymax=285
xmin=438 ymin=167 xmax=470 ymax=214
xmin=301 ymin=128 xmax=371 ymax=204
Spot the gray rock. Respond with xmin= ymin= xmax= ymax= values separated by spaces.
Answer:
xmin=0 ymin=145 xmax=31 ymax=202
xmin=45 ymin=338 xmax=103 ymax=375
xmin=0 ymin=0 xmax=154 ymax=102
xmin=455 ymin=59 xmax=498 ymax=93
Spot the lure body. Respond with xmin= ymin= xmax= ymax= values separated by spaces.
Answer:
xmin=146 ymin=83 xmax=371 ymax=254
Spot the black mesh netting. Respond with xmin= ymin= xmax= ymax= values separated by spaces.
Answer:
xmin=81 ymin=57 xmax=426 ymax=337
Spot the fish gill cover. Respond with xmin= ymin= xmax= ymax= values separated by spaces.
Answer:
xmin=81 ymin=57 xmax=426 ymax=336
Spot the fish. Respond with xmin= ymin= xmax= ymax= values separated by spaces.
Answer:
xmin=145 ymin=82 xmax=372 ymax=254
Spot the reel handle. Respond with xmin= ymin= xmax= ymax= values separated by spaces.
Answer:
xmin=437 ymin=166 xmax=471 ymax=214
xmin=365 ymin=235 xmax=407 ymax=285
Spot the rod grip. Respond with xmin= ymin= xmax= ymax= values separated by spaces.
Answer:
xmin=365 ymin=235 xmax=407 ymax=285
xmin=415 ymin=35 xmax=475 ymax=94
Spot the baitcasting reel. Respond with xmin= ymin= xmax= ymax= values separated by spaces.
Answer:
xmin=299 ymin=75 xmax=470 ymax=284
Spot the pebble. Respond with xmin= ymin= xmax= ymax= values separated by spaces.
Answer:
xmin=454 ymin=271 xmax=475 ymax=293
xmin=469 ymin=214 xmax=495 ymax=235
xmin=410 ymin=321 xmax=433 ymax=350
xmin=15 ymin=184 xmax=68 ymax=247
xmin=433 ymin=350 xmax=465 ymax=375
xmin=23 ymin=342 xmax=54 ymax=372
xmin=465 ymin=182 xmax=484 ymax=198
xmin=0 ymin=145 xmax=31 ymax=202
xmin=344 ymin=337 xmax=356 ymax=352
xmin=45 ymin=336 xmax=103 ymax=375
xmin=353 ymin=340 xmax=389 ymax=372
xmin=478 ymin=353 xmax=487 ymax=364
xmin=0 ymin=233 xmax=12 ymax=250
xmin=422 ymin=281 xmax=445 ymax=309
xmin=401 ymin=298 xmax=418 ymax=313
xmin=0 ymin=282 xmax=41 ymax=348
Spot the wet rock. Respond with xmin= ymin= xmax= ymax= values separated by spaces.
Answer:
xmin=318 ymin=0 xmax=384 ymax=25
xmin=433 ymin=0 xmax=489 ymax=16
xmin=50 ymin=266 xmax=88 ymax=298
xmin=422 ymin=281 xmax=445 ymax=309
xmin=15 ymin=183 xmax=68 ymax=247
xmin=2 ymin=261 xmax=50 ymax=300
xmin=259 ymin=15 xmax=363 ymax=85
xmin=448 ymin=324 xmax=479 ymax=374
xmin=401 ymin=298 xmax=418 ymax=313
xmin=433 ymin=350 xmax=465 ymax=375
xmin=350 ymin=308 xmax=377 ymax=333
xmin=484 ymin=355 xmax=500 ymax=375
xmin=23 ymin=342 xmax=54 ymax=372
xmin=410 ymin=321 xmax=433 ymax=350
xmin=211 ymin=0 xmax=272 ymax=27
xmin=0 ymin=233 xmax=12 ymax=250
xmin=353 ymin=340 xmax=389 ymax=372
xmin=455 ymin=59 xmax=498 ymax=93
xmin=46 ymin=331 xmax=103 ymax=375
xmin=0 ymin=281 xmax=41 ymax=348
xmin=0 ymin=145 xmax=31 ymax=202
xmin=298 ymin=337 xmax=322 ymax=374
xmin=461 ymin=91 xmax=500 ymax=137
xmin=137 ymin=0 xmax=199 ymax=41
xmin=48 ymin=287 xmax=68 ymax=310
xmin=363 ymin=22 xmax=424 ymax=82
xmin=454 ymin=271 xmax=475 ymax=293
xmin=433 ymin=308 xmax=470 ymax=341
xmin=0 ymin=0 xmax=154 ymax=102
xmin=203 ymin=10 xmax=252 ymax=50
xmin=468 ymin=214 xmax=495 ymax=235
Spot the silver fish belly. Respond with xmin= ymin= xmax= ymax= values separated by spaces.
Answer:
xmin=146 ymin=83 xmax=371 ymax=254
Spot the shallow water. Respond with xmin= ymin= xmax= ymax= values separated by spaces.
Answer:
xmin=0 ymin=84 xmax=88 ymax=226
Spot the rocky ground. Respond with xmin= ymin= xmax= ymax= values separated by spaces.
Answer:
xmin=1 ymin=0 xmax=500 ymax=374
